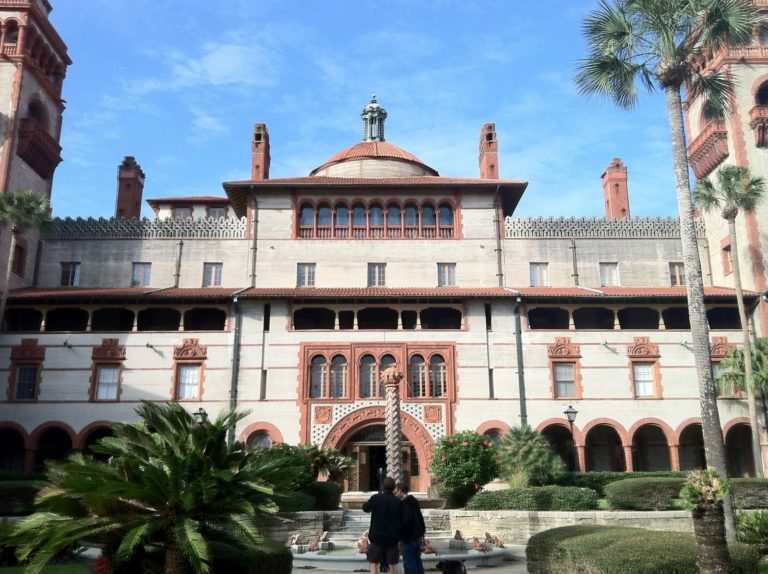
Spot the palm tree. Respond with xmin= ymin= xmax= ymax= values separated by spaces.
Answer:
xmin=575 ymin=0 xmax=761 ymax=539
xmin=696 ymin=166 xmax=766 ymax=477
xmin=497 ymin=425 xmax=565 ymax=487
xmin=0 ymin=189 xmax=52 ymax=328
xmin=11 ymin=401 xmax=283 ymax=574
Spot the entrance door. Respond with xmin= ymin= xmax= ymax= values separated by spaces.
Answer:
xmin=368 ymin=445 xmax=387 ymax=491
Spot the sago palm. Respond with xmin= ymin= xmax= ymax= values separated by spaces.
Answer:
xmin=497 ymin=425 xmax=565 ymax=487
xmin=0 ymin=190 xmax=52 ymax=328
xmin=575 ymin=0 xmax=761 ymax=539
xmin=697 ymin=166 xmax=766 ymax=477
xmin=11 ymin=401 xmax=283 ymax=574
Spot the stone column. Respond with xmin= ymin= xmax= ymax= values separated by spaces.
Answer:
xmin=669 ymin=443 xmax=680 ymax=471
xmin=576 ymin=445 xmax=586 ymax=473
xmin=382 ymin=364 xmax=404 ymax=483
xmin=623 ymin=445 xmax=634 ymax=472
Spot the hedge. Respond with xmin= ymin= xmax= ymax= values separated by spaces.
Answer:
xmin=467 ymin=486 xmax=598 ymax=511
xmin=527 ymin=525 xmax=759 ymax=574
xmin=0 ymin=481 xmax=41 ymax=515
xmin=555 ymin=471 xmax=687 ymax=497
xmin=731 ymin=479 xmax=768 ymax=509
xmin=309 ymin=481 xmax=342 ymax=510
xmin=604 ymin=478 xmax=685 ymax=510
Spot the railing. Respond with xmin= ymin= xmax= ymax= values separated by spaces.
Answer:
xmin=2 ymin=44 xmax=17 ymax=56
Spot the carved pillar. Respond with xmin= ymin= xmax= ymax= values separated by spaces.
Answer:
xmin=382 ymin=364 xmax=404 ymax=483
xmin=613 ymin=312 xmax=620 ymax=330
xmin=623 ymin=445 xmax=634 ymax=472
xmin=658 ymin=312 xmax=665 ymax=330
xmin=132 ymin=311 xmax=139 ymax=332
xmin=86 ymin=310 xmax=93 ymax=332
xmin=568 ymin=310 xmax=575 ymax=330
xmin=334 ymin=312 xmax=339 ymax=330
xmin=397 ymin=311 xmax=403 ymax=330
xmin=669 ymin=443 xmax=680 ymax=471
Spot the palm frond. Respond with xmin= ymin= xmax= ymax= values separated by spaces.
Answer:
xmin=688 ymin=71 xmax=733 ymax=121
xmin=176 ymin=518 xmax=210 ymax=574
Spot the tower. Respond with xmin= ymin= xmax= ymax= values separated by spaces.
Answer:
xmin=251 ymin=123 xmax=270 ymax=180
xmin=601 ymin=157 xmax=630 ymax=219
xmin=479 ymin=123 xmax=499 ymax=180
xmin=0 ymin=0 xmax=71 ymax=292
xmin=115 ymin=156 xmax=145 ymax=219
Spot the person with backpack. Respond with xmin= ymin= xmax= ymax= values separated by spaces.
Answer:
xmin=395 ymin=481 xmax=426 ymax=574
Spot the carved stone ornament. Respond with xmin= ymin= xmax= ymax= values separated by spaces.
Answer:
xmin=710 ymin=336 xmax=736 ymax=360
xmin=92 ymin=338 xmax=126 ymax=361
xmin=627 ymin=336 xmax=659 ymax=358
xmin=547 ymin=337 xmax=581 ymax=358
xmin=505 ymin=216 xmax=704 ymax=239
xmin=424 ymin=405 xmax=442 ymax=423
xmin=173 ymin=338 xmax=207 ymax=360
xmin=314 ymin=406 xmax=332 ymax=424
xmin=381 ymin=364 xmax=404 ymax=386
xmin=10 ymin=339 xmax=45 ymax=362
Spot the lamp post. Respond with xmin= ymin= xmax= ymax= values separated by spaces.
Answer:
xmin=193 ymin=407 xmax=209 ymax=425
xmin=563 ymin=405 xmax=578 ymax=471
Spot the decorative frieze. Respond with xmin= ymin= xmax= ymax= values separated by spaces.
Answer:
xmin=44 ymin=216 xmax=247 ymax=240
xmin=92 ymin=338 xmax=126 ymax=361
xmin=504 ymin=216 xmax=704 ymax=239
xmin=173 ymin=338 xmax=207 ymax=360
xmin=710 ymin=336 xmax=736 ymax=359
xmin=627 ymin=336 xmax=660 ymax=358
xmin=687 ymin=120 xmax=729 ymax=179
xmin=10 ymin=339 xmax=45 ymax=362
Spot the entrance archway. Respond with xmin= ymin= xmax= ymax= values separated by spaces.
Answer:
xmin=541 ymin=424 xmax=578 ymax=471
xmin=585 ymin=424 xmax=625 ymax=471
xmin=33 ymin=427 xmax=73 ymax=473
xmin=678 ymin=423 xmax=705 ymax=471
xmin=0 ymin=428 xmax=25 ymax=472
xmin=323 ymin=406 xmax=434 ymax=492
xmin=632 ymin=424 xmax=671 ymax=471
xmin=726 ymin=423 xmax=755 ymax=477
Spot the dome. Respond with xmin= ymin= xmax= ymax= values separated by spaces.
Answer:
xmin=309 ymin=96 xmax=439 ymax=178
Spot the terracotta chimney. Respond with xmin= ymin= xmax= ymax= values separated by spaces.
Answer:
xmin=251 ymin=123 xmax=271 ymax=180
xmin=601 ymin=157 xmax=630 ymax=219
xmin=115 ymin=156 xmax=145 ymax=219
xmin=479 ymin=123 xmax=499 ymax=180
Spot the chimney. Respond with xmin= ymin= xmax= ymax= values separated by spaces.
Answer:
xmin=601 ymin=157 xmax=630 ymax=219
xmin=251 ymin=123 xmax=271 ymax=180
xmin=479 ymin=123 xmax=499 ymax=180
xmin=115 ymin=156 xmax=145 ymax=219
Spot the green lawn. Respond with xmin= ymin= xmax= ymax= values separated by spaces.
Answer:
xmin=0 ymin=566 xmax=89 ymax=574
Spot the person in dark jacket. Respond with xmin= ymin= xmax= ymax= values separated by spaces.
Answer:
xmin=396 ymin=481 xmax=426 ymax=574
xmin=362 ymin=476 xmax=401 ymax=574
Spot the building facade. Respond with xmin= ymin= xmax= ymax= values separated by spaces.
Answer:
xmin=1 ymin=1 xmax=766 ymax=491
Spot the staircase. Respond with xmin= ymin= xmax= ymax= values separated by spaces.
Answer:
xmin=330 ymin=509 xmax=452 ymax=544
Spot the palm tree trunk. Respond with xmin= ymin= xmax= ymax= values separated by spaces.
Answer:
xmin=691 ymin=505 xmax=731 ymax=574
xmin=0 ymin=231 xmax=17 ymax=331
xmin=727 ymin=218 xmax=763 ymax=476
xmin=665 ymin=85 xmax=735 ymax=539
xmin=164 ymin=542 xmax=187 ymax=574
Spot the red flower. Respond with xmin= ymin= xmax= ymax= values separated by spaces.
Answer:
xmin=473 ymin=483 xmax=481 ymax=490
xmin=441 ymin=456 xmax=446 ymax=462
xmin=462 ymin=441 xmax=469 ymax=446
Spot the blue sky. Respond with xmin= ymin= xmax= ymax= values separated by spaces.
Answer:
xmin=49 ymin=0 xmax=679 ymax=219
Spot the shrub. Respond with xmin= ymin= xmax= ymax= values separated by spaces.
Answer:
xmin=731 ymin=479 xmax=768 ymax=509
xmin=310 ymin=480 xmax=342 ymax=510
xmin=736 ymin=510 xmax=768 ymax=554
xmin=273 ymin=490 xmax=316 ymax=512
xmin=604 ymin=478 xmax=685 ymax=510
xmin=497 ymin=425 xmax=565 ymax=486
xmin=0 ymin=481 xmax=41 ymax=515
xmin=211 ymin=543 xmax=293 ymax=574
xmin=526 ymin=525 xmax=759 ymax=574
xmin=555 ymin=471 xmax=687 ymax=497
xmin=0 ymin=519 xmax=19 ymax=566
xmin=430 ymin=431 xmax=498 ymax=507
xmin=466 ymin=486 xmax=598 ymax=511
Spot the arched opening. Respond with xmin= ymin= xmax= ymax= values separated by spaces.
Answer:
xmin=2 ymin=308 xmax=42 ymax=332
xmin=34 ymin=428 xmax=72 ymax=473
xmin=679 ymin=424 xmax=705 ymax=471
xmin=369 ymin=203 xmax=384 ymax=237
xmin=421 ymin=203 xmax=436 ymax=237
xmin=585 ymin=424 xmax=625 ymax=471
xmin=0 ymin=428 xmax=25 ymax=472
xmin=317 ymin=203 xmax=332 ymax=227
xmin=404 ymin=203 xmax=419 ymax=237
xmin=340 ymin=424 xmax=413 ymax=492
xmin=631 ymin=425 xmax=670 ymax=471
xmin=91 ymin=308 xmax=134 ymax=331
xmin=541 ymin=424 xmax=578 ymax=471
xmin=528 ymin=307 xmax=569 ymax=329
xmin=352 ymin=203 xmax=367 ymax=237
xmin=757 ymin=81 xmax=768 ymax=105
xmin=294 ymin=307 xmax=335 ymax=330
xmin=246 ymin=431 xmax=272 ymax=451
xmin=573 ymin=307 xmax=614 ymax=329
xmin=428 ymin=354 xmax=447 ymax=397
xmin=27 ymin=100 xmax=48 ymax=129
xmin=82 ymin=427 xmax=115 ymax=461
xmin=4 ymin=21 xmax=19 ymax=45
xmin=482 ymin=428 xmax=504 ymax=447
xmin=662 ymin=307 xmax=690 ymax=330
xmin=299 ymin=203 xmax=314 ymax=226
xmin=617 ymin=307 xmax=659 ymax=329
xmin=420 ymin=307 xmax=461 ymax=329
xmin=310 ymin=355 xmax=328 ymax=398
xmin=45 ymin=308 xmax=88 ymax=331
xmin=357 ymin=307 xmax=398 ymax=330
xmin=726 ymin=423 xmax=755 ymax=477
xmin=184 ymin=308 xmax=226 ymax=331
xmin=707 ymin=307 xmax=741 ymax=329
xmin=137 ymin=308 xmax=181 ymax=331
xmin=329 ymin=355 xmax=347 ymax=398
xmin=334 ymin=203 xmax=349 ymax=238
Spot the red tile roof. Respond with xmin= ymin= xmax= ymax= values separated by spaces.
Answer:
xmin=225 ymin=176 xmax=525 ymax=186
xmin=320 ymin=141 xmax=427 ymax=166
xmin=146 ymin=196 xmax=230 ymax=207
xmin=238 ymin=287 xmax=513 ymax=298
xmin=518 ymin=286 xmax=752 ymax=298
xmin=8 ymin=287 xmax=239 ymax=300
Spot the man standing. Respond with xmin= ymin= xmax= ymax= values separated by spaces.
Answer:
xmin=362 ymin=476 xmax=401 ymax=574
xmin=396 ymin=481 xmax=426 ymax=574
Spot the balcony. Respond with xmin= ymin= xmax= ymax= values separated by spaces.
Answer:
xmin=16 ymin=117 xmax=62 ymax=179
xmin=687 ymin=121 xmax=729 ymax=180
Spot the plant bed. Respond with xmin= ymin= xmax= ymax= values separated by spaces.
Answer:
xmin=604 ymin=477 xmax=686 ymax=510
xmin=466 ymin=486 xmax=598 ymax=511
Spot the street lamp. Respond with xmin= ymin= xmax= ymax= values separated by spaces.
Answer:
xmin=563 ymin=405 xmax=578 ymax=471
xmin=193 ymin=407 xmax=209 ymax=425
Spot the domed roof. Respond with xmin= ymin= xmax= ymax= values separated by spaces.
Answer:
xmin=309 ymin=96 xmax=439 ymax=178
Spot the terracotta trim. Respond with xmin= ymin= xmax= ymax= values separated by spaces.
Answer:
xmin=29 ymin=420 xmax=77 ymax=448
xmin=536 ymin=419 xmax=584 ymax=444
xmin=240 ymin=421 xmax=284 ymax=444
xmin=723 ymin=416 xmax=751 ymax=438
xmin=581 ymin=417 xmax=630 ymax=446
xmin=627 ymin=417 xmax=676 ymax=446
xmin=76 ymin=421 xmax=114 ymax=450
xmin=0 ymin=421 xmax=32 ymax=449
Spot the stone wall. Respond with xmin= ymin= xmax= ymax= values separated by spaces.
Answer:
xmin=265 ymin=511 xmax=344 ymax=544
xmin=424 ymin=509 xmax=693 ymax=544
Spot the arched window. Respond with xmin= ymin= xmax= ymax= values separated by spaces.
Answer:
xmin=360 ymin=354 xmax=377 ymax=398
xmin=335 ymin=203 xmax=349 ymax=238
xmin=4 ymin=21 xmax=19 ymax=45
xmin=422 ymin=204 xmax=436 ymax=225
xmin=429 ymin=354 xmax=447 ymax=397
xmin=247 ymin=431 xmax=272 ymax=451
xmin=330 ymin=355 xmax=347 ymax=398
xmin=27 ymin=101 xmax=48 ymax=128
xmin=310 ymin=355 xmax=327 ymax=398
xmin=757 ymin=81 xmax=768 ymax=106
xmin=387 ymin=204 xmax=401 ymax=225
xmin=317 ymin=203 xmax=332 ymax=226
xmin=760 ymin=26 xmax=768 ymax=45
xmin=369 ymin=203 xmax=384 ymax=238
xmin=409 ymin=355 xmax=426 ymax=397
xmin=439 ymin=203 xmax=453 ymax=225
xmin=352 ymin=203 xmax=367 ymax=238
xmin=300 ymin=203 xmax=314 ymax=226
xmin=404 ymin=203 xmax=419 ymax=238
xmin=380 ymin=354 xmax=396 ymax=397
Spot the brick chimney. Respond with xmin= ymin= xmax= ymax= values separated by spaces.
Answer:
xmin=251 ymin=123 xmax=270 ymax=180
xmin=601 ymin=157 xmax=630 ymax=219
xmin=479 ymin=123 xmax=498 ymax=180
xmin=115 ymin=156 xmax=145 ymax=219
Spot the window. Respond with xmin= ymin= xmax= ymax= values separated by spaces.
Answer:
xmin=94 ymin=365 xmax=119 ymax=400
xmin=429 ymin=355 xmax=447 ymax=397
xmin=599 ymin=262 xmax=619 ymax=286
xmin=132 ymin=262 xmax=151 ymax=287
xmin=307 ymin=354 xmax=347 ymax=399
xmin=247 ymin=432 xmax=272 ymax=451
xmin=669 ymin=262 xmax=685 ymax=286
xmin=368 ymin=263 xmax=386 ymax=287
xmin=176 ymin=364 xmax=201 ymax=400
xmin=208 ymin=207 xmax=226 ymax=219
xmin=721 ymin=238 xmax=732 ymax=275
xmin=203 ymin=263 xmax=223 ymax=287
xmin=297 ymin=263 xmax=316 ymax=287
xmin=530 ymin=262 xmax=549 ymax=287
xmin=438 ymin=263 xmax=456 ymax=287
xmin=60 ymin=262 xmax=81 ymax=286
xmin=14 ymin=365 xmax=38 ymax=401
xmin=173 ymin=206 xmax=191 ymax=219
xmin=409 ymin=355 xmax=427 ymax=397
xmin=553 ymin=363 xmax=576 ymax=398
xmin=310 ymin=356 xmax=328 ymax=398
xmin=11 ymin=241 xmax=26 ymax=277
xmin=632 ymin=362 xmax=656 ymax=397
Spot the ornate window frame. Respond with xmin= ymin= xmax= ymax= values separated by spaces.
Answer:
xmin=171 ymin=338 xmax=207 ymax=401
xmin=547 ymin=337 xmax=582 ymax=399
xmin=89 ymin=338 xmax=126 ymax=402
xmin=627 ymin=336 xmax=662 ymax=398
xmin=710 ymin=336 xmax=739 ymax=398
xmin=7 ymin=339 xmax=45 ymax=402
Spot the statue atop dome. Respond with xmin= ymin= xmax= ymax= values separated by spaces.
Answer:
xmin=361 ymin=95 xmax=387 ymax=142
